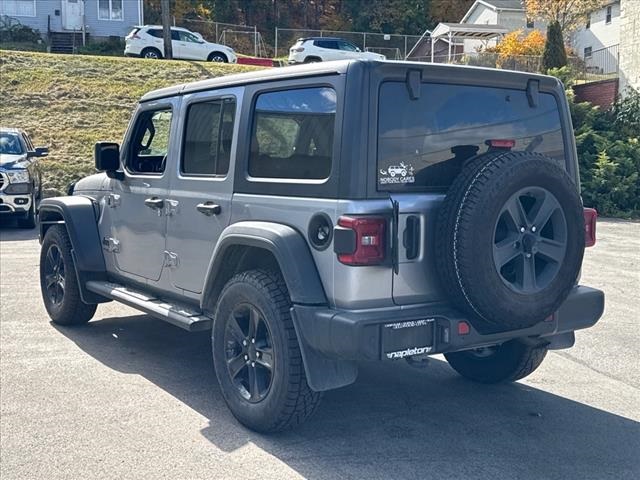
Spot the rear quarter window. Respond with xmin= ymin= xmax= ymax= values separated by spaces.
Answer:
xmin=377 ymin=82 xmax=566 ymax=190
xmin=248 ymin=87 xmax=336 ymax=180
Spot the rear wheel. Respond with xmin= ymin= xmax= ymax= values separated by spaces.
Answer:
xmin=39 ymin=225 xmax=97 ymax=325
xmin=141 ymin=47 xmax=162 ymax=59
xmin=445 ymin=340 xmax=548 ymax=384
xmin=212 ymin=270 xmax=321 ymax=432
xmin=303 ymin=56 xmax=321 ymax=63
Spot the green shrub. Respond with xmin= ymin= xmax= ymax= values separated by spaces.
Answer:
xmin=77 ymin=37 xmax=125 ymax=57
xmin=567 ymin=86 xmax=640 ymax=217
xmin=542 ymin=21 xmax=567 ymax=71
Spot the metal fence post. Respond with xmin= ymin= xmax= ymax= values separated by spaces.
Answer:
xmin=275 ymin=27 xmax=278 ymax=58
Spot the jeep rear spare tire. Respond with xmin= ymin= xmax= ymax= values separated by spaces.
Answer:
xmin=435 ymin=151 xmax=585 ymax=333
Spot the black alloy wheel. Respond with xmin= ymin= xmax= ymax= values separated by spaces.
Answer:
xmin=43 ymin=244 xmax=65 ymax=306
xmin=493 ymin=186 xmax=568 ymax=294
xmin=224 ymin=303 xmax=275 ymax=403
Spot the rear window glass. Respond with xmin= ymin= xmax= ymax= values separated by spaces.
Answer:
xmin=147 ymin=29 xmax=162 ymax=38
xmin=377 ymin=82 xmax=565 ymax=190
xmin=249 ymin=87 xmax=336 ymax=180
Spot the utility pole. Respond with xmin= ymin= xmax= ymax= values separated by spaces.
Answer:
xmin=161 ymin=0 xmax=173 ymax=59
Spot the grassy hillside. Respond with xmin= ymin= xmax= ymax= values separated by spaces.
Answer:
xmin=1 ymin=50 xmax=260 ymax=194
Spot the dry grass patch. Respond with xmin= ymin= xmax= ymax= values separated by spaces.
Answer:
xmin=1 ymin=50 xmax=260 ymax=193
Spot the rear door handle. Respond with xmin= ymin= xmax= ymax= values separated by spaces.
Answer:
xmin=196 ymin=202 xmax=221 ymax=216
xmin=144 ymin=197 xmax=164 ymax=209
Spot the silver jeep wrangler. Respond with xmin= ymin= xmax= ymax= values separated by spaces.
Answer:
xmin=39 ymin=60 xmax=604 ymax=432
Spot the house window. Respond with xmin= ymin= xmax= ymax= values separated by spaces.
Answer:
xmin=0 ymin=0 xmax=36 ymax=17
xmin=526 ymin=18 xmax=534 ymax=28
xmin=606 ymin=5 xmax=612 ymax=24
xmin=98 ymin=0 xmax=123 ymax=21
xmin=586 ymin=15 xmax=591 ymax=29
xmin=584 ymin=46 xmax=593 ymax=58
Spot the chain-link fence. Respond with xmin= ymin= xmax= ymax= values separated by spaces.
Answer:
xmin=274 ymin=28 xmax=422 ymax=59
xmin=174 ymin=18 xmax=267 ymax=57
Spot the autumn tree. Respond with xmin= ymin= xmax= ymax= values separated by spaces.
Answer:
xmin=489 ymin=29 xmax=546 ymax=57
xmin=523 ymin=0 xmax=608 ymax=34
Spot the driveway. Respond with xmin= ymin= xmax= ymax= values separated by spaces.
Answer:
xmin=1 ymin=219 xmax=638 ymax=479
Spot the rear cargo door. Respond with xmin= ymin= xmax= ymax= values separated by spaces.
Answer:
xmin=377 ymin=80 xmax=567 ymax=305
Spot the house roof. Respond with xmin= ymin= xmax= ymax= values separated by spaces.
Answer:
xmin=431 ymin=22 xmax=510 ymax=39
xmin=460 ymin=0 xmax=524 ymax=23
xmin=481 ymin=0 xmax=524 ymax=10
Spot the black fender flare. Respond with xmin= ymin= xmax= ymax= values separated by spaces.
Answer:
xmin=202 ymin=221 xmax=327 ymax=310
xmin=39 ymin=196 xmax=109 ymax=304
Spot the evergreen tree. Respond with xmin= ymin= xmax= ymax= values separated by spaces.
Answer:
xmin=542 ymin=21 xmax=567 ymax=71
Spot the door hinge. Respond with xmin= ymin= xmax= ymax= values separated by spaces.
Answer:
xmin=163 ymin=251 xmax=179 ymax=268
xmin=164 ymin=199 xmax=179 ymax=216
xmin=102 ymin=237 xmax=121 ymax=253
xmin=106 ymin=193 xmax=121 ymax=208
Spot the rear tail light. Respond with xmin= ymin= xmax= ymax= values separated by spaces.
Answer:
xmin=335 ymin=216 xmax=386 ymax=265
xmin=487 ymin=139 xmax=516 ymax=149
xmin=292 ymin=47 xmax=305 ymax=52
xmin=584 ymin=208 xmax=597 ymax=247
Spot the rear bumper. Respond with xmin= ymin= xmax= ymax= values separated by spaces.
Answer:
xmin=292 ymin=285 xmax=605 ymax=362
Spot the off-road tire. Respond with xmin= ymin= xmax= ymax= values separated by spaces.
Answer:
xmin=212 ymin=269 xmax=322 ymax=432
xmin=40 ymin=225 xmax=97 ymax=325
xmin=445 ymin=340 xmax=548 ymax=384
xmin=435 ymin=151 xmax=585 ymax=333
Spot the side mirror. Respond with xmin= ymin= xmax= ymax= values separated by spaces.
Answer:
xmin=27 ymin=147 xmax=49 ymax=158
xmin=95 ymin=142 xmax=123 ymax=180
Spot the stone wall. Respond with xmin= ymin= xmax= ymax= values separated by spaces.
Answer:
xmin=619 ymin=0 xmax=640 ymax=95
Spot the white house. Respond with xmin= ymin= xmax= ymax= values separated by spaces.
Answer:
xmin=0 ymin=0 xmax=144 ymax=39
xmin=459 ymin=0 xmax=545 ymax=53
xmin=571 ymin=1 xmax=620 ymax=74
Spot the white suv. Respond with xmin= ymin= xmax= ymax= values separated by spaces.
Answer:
xmin=125 ymin=26 xmax=237 ymax=63
xmin=288 ymin=37 xmax=385 ymax=64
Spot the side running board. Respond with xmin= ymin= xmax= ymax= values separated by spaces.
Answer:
xmin=85 ymin=281 xmax=212 ymax=332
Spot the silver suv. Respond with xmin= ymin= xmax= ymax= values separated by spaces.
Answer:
xmin=38 ymin=60 xmax=604 ymax=433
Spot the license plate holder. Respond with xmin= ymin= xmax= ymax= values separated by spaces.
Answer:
xmin=382 ymin=318 xmax=435 ymax=359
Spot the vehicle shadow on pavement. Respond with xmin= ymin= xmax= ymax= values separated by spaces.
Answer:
xmin=55 ymin=314 xmax=640 ymax=480
xmin=0 ymin=221 xmax=39 ymax=241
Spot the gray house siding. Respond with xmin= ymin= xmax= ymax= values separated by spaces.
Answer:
xmin=1 ymin=0 xmax=142 ymax=38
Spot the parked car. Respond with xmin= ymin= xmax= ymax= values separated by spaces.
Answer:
xmin=288 ymin=37 xmax=385 ymax=63
xmin=125 ymin=25 xmax=237 ymax=63
xmin=38 ymin=60 xmax=604 ymax=433
xmin=0 ymin=128 xmax=47 ymax=229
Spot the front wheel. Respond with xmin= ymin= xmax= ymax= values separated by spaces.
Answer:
xmin=444 ymin=339 xmax=547 ymax=384
xmin=208 ymin=52 xmax=228 ymax=62
xmin=39 ymin=225 xmax=97 ymax=325
xmin=141 ymin=47 xmax=162 ymax=59
xmin=18 ymin=196 xmax=36 ymax=229
xmin=212 ymin=270 xmax=321 ymax=432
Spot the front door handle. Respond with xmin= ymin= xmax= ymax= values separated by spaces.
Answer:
xmin=144 ymin=197 xmax=164 ymax=209
xmin=196 ymin=202 xmax=221 ymax=216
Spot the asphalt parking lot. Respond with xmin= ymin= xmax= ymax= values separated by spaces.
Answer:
xmin=1 ymin=218 xmax=638 ymax=480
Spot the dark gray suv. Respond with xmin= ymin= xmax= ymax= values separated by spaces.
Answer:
xmin=38 ymin=60 xmax=604 ymax=432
